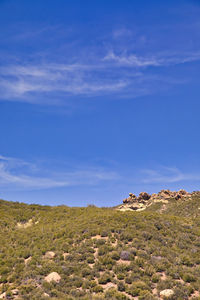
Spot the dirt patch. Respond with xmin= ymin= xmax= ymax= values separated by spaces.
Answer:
xmin=91 ymin=235 xmax=108 ymax=241
xmin=117 ymin=207 xmax=135 ymax=212
xmin=160 ymin=272 xmax=167 ymax=281
xmin=103 ymin=282 xmax=117 ymax=290
xmin=94 ymin=248 xmax=98 ymax=259
xmin=152 ymin=287 xmax=158 ymax=296
xmin=189 ymin=290 xmax=200 ymax=299
xmin=112 ymin=240 xmax=118 ymax=247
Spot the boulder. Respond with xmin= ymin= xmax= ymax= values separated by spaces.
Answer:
xmin=160 ymin=289 xmax=174 ymax=298
xmin=123 ymin=198 xmax=130 ymax=204
xmin=158 ymin=190 xmax=174 ymax=199
xmin=137 ymin=192 xmax=151 ymax=202
xmin=178 ymin=189 xmax=187 ymax=195
xmin=44 ymin=272 xmax=61 ymax=283
xmin=175 ymin=189 xmax=189 ymax=200
xmin=44 ymin=251 xmax=56 ymax=259
xmin=123 ymin=193 xmax=137 ymax=204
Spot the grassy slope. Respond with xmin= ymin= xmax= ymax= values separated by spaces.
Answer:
xmin=0 ymin=196 xmax=200 ymax=300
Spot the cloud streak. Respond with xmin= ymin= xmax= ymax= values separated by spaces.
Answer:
xmin=0 ymin=155 xmax=119 ymax=190
xmin=0 ymin=62 xmax=131 ymax=103
xmin=1 ymin=47 xmax=200 ymax=104
xmin=103 ymin=51 xmax=200 ymax=67
xmin=141 ymin=166 xmax=200 ymax=184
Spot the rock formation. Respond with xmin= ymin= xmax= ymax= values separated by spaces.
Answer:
xmin=119 ymin=189 xmax=192 ymax=211
xmin=123 ymin=193 xmax=137 ymax=204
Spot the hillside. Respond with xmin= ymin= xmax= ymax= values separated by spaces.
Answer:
xmin=0 ymin=191 xmax=200 ymax=300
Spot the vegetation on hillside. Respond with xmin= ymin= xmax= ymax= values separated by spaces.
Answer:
xmin=0 ymin=194 xmax=200 ymax=299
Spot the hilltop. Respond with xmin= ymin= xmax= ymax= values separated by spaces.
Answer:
xmin=0 ymin=191 xmax=200 ymax=299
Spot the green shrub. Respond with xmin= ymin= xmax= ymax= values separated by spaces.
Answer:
xmin=98 ymin=273 xmax=112 ymax=284
xmin=117 ymin=273 xmax=125 ymax=280
xmin=128 ymin=281 xmax=149 ymax=297
xmin=151 ymin=274 xmax=160 ymax=283
xmin=117 ymin=281 xmax=125 ymax=291
xmin=111 ymin=251 xmax=120 ymax=261
xmin=92 ymin=285 xmax=103 ymax=293
xmin=182 ymin=273 xmax=196 ymax=283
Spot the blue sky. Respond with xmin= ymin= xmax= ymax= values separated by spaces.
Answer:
xmin=0 ymin=0 xmax=200 ymax=206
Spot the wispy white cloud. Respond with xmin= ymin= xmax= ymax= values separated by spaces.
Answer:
xmin=103 ymin=51 xmax=160 ymax=67
xmin=1 ymin=47 xmax=200 ymax=104
xmin=141 ymin=166 xmax=200 ymax=184
xmin=0 ymin=155 xmax=119 ymax=190
xmin=103 ymin=51 xmax=200 ymax=67
xmin=0 ymin=62 xmax=130 ymax=103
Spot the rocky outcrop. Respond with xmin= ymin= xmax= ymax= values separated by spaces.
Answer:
xmin=154 ymin=189 xmax=190 ymax=201
xmin=123 ymin=192 xmax=151 ymax=204
xmin=123 ymin=193 xmax=137 ymax=204
xmin=119 ymin=189 xmax=192 ymax=211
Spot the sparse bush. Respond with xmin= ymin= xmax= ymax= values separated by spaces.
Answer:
xmin=182 ymin=273 xmax=196 ymax=283
xmin=151 ymin=274 xmax=160 ymax=283
xmin=111 ymin=251 xmax=120 ymax=261
xmin=118 ymin=281 xmax=125 ymax=291
xmin=98 ymin=273 xmax=112 ymax=284
xmin=92 ymin=285 xmax=103 ymax=293
xmin=120 ymin=251 xmax=130 ymax=261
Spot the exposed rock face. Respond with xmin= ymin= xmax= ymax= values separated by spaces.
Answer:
xmin=119 ymin=189 xmax=192 ymax=211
